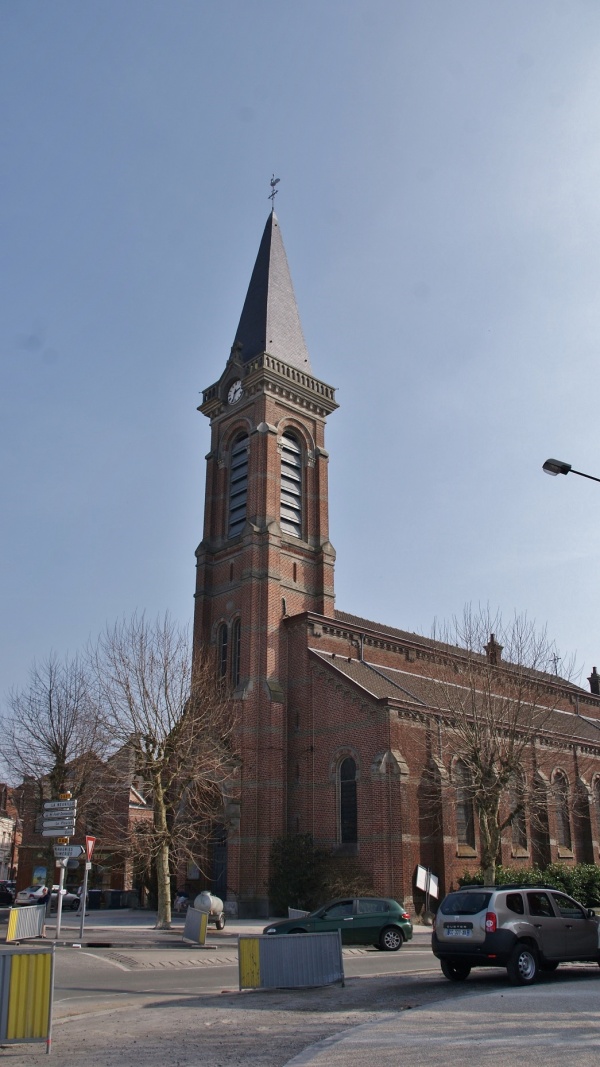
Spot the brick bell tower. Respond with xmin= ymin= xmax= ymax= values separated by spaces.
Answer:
xmin=193 ymin=210 xmax=338 ymax=915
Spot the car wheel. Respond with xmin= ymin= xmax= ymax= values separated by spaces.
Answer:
xmin=507 ymin=943 xmax=539 ymax=985
xmin=70 ymin=900 xmax=80 ymax=910
xmin=289 ymin=928 xmax=307 ymax=934
xmin=440 ymin=959 xmax=471 ymax=981
xmin=378 ymin=926 xmax=404 ymax=951
xmin=540 ymin=961 xmax=559 ymax=972
xmin=215 ymin=915 xmax=225 ymax=930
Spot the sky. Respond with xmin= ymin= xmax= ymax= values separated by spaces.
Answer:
xmin=2 ymin=0 xmax=600 ymax=702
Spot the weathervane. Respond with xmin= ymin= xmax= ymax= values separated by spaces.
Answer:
xmin=268 ymin=174 xmax=280 ymax=207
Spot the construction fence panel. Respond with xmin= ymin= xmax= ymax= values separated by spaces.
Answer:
xmin=239 ymin=932 xmax=344 ymax=991
xmin=6 ymin=905 xmax=47 ymax=943
xmin=0 ymin=945 xmax=55 ymax=1053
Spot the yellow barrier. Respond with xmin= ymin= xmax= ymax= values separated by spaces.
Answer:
xmin=239 ymin=932 xmax=344 ymax=991
xmin=239 ymin=937 xmax=261 ymax=988
xmin=6 ymin=904 xmax=46 ymax=943
xmin=0 ymin=946 xmax=55 ymax=1053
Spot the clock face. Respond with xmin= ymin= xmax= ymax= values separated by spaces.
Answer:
xmin=227 ymin=380 xmax=243 ymax=405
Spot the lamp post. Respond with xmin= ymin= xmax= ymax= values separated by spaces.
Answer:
xmin=542 ymin=458 xmax=600 ymax=484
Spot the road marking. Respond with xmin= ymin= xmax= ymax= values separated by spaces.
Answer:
xmin=78 ymin=951 xmax=130 ymax=970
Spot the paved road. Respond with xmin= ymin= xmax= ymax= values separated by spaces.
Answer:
xmin=50 ymin=921 xmax=438 ymax=1013
xmin=3 ymin=910 xmax=600 ymax=1065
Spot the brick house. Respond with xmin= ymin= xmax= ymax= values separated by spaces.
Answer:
xmin=0 ymin=784 xmax=20 ymax=880
xmin=15 ymin=750 xmax=151 ymax=897
xmin=194 ymin=210 xmax=600 ymax=918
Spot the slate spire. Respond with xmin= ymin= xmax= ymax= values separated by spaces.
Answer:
xmin=232 ymin=212 xmax=312 ymax=373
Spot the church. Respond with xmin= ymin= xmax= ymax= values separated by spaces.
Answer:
xmin=192 ymin=209 xmax=600 ymax=918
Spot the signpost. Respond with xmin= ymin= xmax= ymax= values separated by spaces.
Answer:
xmin=78 ymin=837 xmax=96 ymax=941
xmin=53 ymin=845 xmax=84 ymax=860
xmin=44 ymin=795 xmax=78 ymax=940
xmin=42 ymin=799 xmax=77 ymax=839
xmin=416 ymin=864 xmax=439 ymax=919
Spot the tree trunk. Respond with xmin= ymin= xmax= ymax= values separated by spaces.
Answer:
xmin=482 ymin=862 xmax=496 ymax=886
xmin=153 ymin=775 xmax=172 ymax=929
xmin=477 ymin=801 xmax=501 ymax=886
xmin=155 ymin=839 xmax=171 ymax=929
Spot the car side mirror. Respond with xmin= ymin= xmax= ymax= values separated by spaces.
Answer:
xmin=587 ymin=909 xmax=596 ymax=919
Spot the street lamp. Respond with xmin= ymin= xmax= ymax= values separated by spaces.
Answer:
xmin=542 ymin=458 xmax=600 ymax=484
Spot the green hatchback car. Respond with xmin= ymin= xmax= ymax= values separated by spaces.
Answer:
xmin=263 ymin=896 xmax=413 ymax=951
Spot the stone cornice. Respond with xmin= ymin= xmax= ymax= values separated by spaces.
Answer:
xmin=200 ymin=352 xmax=338 ymax=421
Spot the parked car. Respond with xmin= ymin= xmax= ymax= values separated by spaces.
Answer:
xmin=15 ymin=885 xmax=49 ymax=906
xmin=263 ymin=897 xmax=413 ymax=951
xmin=15 ymin=885 xmax=80 ymax=910
xmin=0 ymin=881 xmax=15 ymax=906
xmin=54 ymin=886 xmax=81 ymax=910
xmin=432 ymin=884 xmax=600 ymax=985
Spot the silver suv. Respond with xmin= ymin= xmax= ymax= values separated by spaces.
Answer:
xmin=432 ymin=884 xmax=600 ymax=984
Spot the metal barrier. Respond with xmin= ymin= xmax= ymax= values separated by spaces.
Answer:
xmin=0 ymin=945 xmax=55 ymax=1053
xmin=6 ymin=905 xmax=46 ymax=943
xmin=239 ymin=932 xmax=344 ymax=991
xmin=183 ymin=906 xmax=208 ymax=945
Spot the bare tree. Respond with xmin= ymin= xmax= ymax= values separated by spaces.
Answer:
xmin=1 ymin=651 xmax=106 ymax=884
xmin=2 ymin=652 xmax=103 ymax=792
xmin=430 ymin=606 xmax=576 ymax=885
xmin=92 ymin=613 xmax=237 ymax=928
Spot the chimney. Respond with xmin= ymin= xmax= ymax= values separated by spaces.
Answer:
xmin=484 ymin=633 xmax=503 ymax=666
xmin=588 ymin=667 xmax=600 ymax=696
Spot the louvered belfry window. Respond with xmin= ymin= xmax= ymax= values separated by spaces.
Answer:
xmin=280 ymin=431 xmax=302 ymax=537
xmin=228 ymin=434 xmax=249 ymax=538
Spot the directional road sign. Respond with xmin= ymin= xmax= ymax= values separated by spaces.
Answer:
xmin=42 ymin=796 xmax=77 ymax=839
xmin=53 ymin=845 xmax=84 ymax=859
xmin=42 ymin=825 xmax=76 ymax=838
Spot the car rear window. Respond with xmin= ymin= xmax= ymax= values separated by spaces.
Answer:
xmin=440 ymin=892 xmax=492 ymax=915
xmin=357 ymin=899 xmax=390 ymax=914
xmin=506 ymin=893 xmax=524 ymax=915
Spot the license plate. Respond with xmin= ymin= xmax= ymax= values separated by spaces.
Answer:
xmin=446 ymin=928 xmax=471 ymax=937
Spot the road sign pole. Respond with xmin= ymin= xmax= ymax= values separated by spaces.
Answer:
xmin=55 ymin=863 xmax=66 ymax=940
xmin=79 ymin=837 xmax=96 ymax=941
xmin=78 ymin=863 xmax=90 ymax=941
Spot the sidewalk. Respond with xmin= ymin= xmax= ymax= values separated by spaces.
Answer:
xmin=43 ymin=908 xmax=277 ymax=946
xmin=285 ymin=974 xmax=600 ymax=1066
xmin=39 ymin=908 xmax=433 ymax=949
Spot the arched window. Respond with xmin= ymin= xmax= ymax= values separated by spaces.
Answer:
xmin=553 ymin=771 xmax=572 ymax=851
xmin=230 ymin=618 xmax=241 ymax=687
xmin=228 ymin=434 xmax=249 ymax=538
xmin=510 ymin=772 xmax=528 ymax=852
xmin=455 ymin=760 xmax=475 ymax=849
xmin=339 ymin=757 xmax=357 ymax=844
xmin=280 ymin=431 xmax=302 ymax=537
xmin=217 ymin=623 xmax=228 ymax=679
